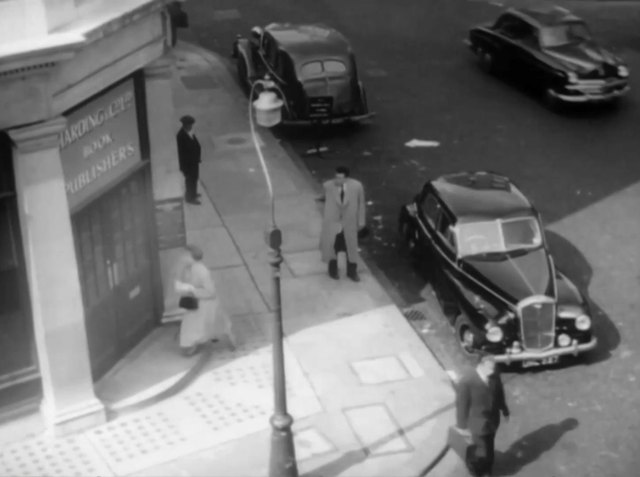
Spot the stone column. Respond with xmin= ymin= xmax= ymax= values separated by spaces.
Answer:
xmin=145 ymin=57 xmax=186 ymax=318
xmin=10 ymin=118 xmax=106 ymax=436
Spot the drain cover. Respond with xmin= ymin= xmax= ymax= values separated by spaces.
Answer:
xmin=403 ymin=308 xmax=427 ymax=321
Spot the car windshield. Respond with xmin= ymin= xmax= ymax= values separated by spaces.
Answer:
xmin=539 ymin=22 xmax=591 ymax=48
xmin=455 ymin=216 xmax=542 ymax=257
xmin=300 ymin=60 xmax=347 ymax=79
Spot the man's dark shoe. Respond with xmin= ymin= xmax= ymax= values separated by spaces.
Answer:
xmin=328 ymin=259 xmax=339 ymax=279
xmin=347 ymin=262 xmax=360 ymax=282
xmin=186 ymin=199 xmax=201 ymax=205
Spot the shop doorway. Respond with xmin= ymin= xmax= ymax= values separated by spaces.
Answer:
xmin=73 ymin=167 xmax=158 ymax=380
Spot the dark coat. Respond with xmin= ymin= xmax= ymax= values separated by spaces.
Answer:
xmin=456 ymin=369 xmax=510 ymax=436
xmin=176 ymin=129 xmax=201 ymax=177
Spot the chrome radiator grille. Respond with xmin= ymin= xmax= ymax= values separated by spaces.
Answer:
xmin=518 ymin=297 xmax=555 ymax=350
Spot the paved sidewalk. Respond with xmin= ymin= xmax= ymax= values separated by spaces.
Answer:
xmin=0 ymin=42 xmax=459 ymax=477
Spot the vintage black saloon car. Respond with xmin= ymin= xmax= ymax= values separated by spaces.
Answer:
xmin=466 ymin=5 xmax=630 ymax=104
xmin=232 ymin=23 xmax=373 ymax=125
xmin=398 ymin=171 xmax=597 ymax=367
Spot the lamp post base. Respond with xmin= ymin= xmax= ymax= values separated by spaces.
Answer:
xmin=269 ymin=413 xmax=298 ymax=477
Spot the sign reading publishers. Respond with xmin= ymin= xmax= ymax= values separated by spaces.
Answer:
xmin=59 ymin=79 xmax=142 ymax=209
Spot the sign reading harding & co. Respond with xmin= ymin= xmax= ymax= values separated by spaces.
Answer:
xmin=59 ymin=78 xmax=142 ymax=209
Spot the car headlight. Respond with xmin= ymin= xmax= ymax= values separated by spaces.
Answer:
xmin=567 ymin=71 xmax=578 ymax=83
xmin=618 ymin=65 xmax=629 ymax=78
xmin=486 ymin=326 xmax=504 ymax=343
xmin=575 ymin=314 xmax=592 ymax=331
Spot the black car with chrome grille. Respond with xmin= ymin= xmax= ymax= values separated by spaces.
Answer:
xmin=398 ymin=171 xmax=597 ymax=367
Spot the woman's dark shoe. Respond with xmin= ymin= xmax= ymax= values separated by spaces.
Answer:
xmin=328 ymin=259 xmax=339 ymax=279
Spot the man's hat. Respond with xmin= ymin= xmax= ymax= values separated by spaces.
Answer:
xmin=180 ymin=115 xmax=195 ymax=125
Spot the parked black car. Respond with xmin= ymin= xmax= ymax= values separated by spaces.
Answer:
xmin=232 ymin=23 xmax=373 ymax=125
xmin=398 ymin=171 xmax=597 ymax=367
xmin=466 ymin=5 xmax=630 ymax=105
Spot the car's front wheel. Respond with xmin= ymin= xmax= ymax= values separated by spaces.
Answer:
xmin=455 ymin=314 xmax=478 ymax=357
xmin=236 ymin=56 xmax=249 ymax=93
xmin=398 ymin=218 xmax=419 ymax=256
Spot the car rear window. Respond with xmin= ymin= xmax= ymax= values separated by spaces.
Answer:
xmin=300 ymin=60 xmax=347 ymax=79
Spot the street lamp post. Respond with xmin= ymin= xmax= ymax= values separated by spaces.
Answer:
xmin=249 ymin=77 xmax=299 ymax=477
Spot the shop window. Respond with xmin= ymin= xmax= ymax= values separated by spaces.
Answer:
xmin=0 ymin=201 xmax=19 ymax=311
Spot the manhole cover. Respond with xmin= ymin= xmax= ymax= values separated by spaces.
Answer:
xmin=180 ymin=74 xmax=219 ymax=90
xmin=227 ymin=136 xmax=248 ymax=146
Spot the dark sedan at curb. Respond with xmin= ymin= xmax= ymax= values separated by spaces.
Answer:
xmin=398 ymin=171 xmax=597 ymax=367
xmin=232 ymin=22 xmax=373 ymax=125
xmin=466 ymin=5 xmax=630 ymax=105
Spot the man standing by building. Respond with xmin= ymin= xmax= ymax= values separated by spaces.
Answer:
xmin=319 ymin=166 xmax=366 ymax=282
xmin=176 ymin=115 xmax=201 ymax=205
xmin=454 ymin=354 xmax=510 ymax=477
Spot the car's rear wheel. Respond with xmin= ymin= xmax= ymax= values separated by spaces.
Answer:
xmin=478 ymin=48 xmax=496 ymax=74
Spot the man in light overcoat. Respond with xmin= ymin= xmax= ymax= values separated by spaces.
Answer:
xmin=319 ymin=166 xmax=366 ymax=281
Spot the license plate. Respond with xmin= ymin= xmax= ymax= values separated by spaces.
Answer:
xmin=522 ymin=356 xmax=559 ymax=368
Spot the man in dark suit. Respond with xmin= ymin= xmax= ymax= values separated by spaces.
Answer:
xmin=176 ymin=115 xmax=202 ymax=205
xmin=455 ymin=354 xmax=510 ymax=477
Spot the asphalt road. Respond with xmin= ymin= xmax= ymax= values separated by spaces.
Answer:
xmin=185 ymin=1 xmax=640 ymax=476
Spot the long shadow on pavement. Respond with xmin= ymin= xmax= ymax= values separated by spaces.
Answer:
xmin=492 ymin=417 xmax=580 ymax=477
xmin=302 ymin=401 xmax=455 ymax=477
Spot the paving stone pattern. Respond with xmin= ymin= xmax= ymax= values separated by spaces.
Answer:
xmin=0 ymin=343 xmax=322 ymax=477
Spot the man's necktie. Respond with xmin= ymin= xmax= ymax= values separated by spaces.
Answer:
xmin=340 ymin=185 xmax=345 ymax=204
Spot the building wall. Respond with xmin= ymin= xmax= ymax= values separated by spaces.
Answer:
xmin=0 ymin=0 xmax=184 ymax=435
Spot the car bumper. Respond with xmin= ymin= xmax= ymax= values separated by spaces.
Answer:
xmin=492 ymin=337 xmax=597 ymax=363
xmin=549 ymin=85 xmax=630 ymax=103
xmin=281 ymin=111 xmax=376 ymax=126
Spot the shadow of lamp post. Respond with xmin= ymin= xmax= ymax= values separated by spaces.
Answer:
xmin=248 ymin=76 xmax=299 ymax=477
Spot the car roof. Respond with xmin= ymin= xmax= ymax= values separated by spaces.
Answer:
xmin=507 ymin=5 xmax=583 ymax=28
xmin=265 ymin=23 xmax=352 ymax=62
xmin=431 ymin=171 xmax=535 ymax=222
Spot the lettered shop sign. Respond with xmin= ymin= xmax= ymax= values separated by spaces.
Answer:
xmin=59 ymin=78 xmax=142 ymax=209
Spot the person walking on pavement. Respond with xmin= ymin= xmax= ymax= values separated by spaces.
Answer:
xmin=175 ymin=245 xmax=236 ymax=356
xmin=454 ymin=354 xmax=510 ymax=477
xmin=176 ymin=115 xmax=202 ymax=205
xmin=319 ymin=166 xmax=366 ymax=282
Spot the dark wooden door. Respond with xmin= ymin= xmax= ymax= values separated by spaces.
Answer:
xmin=73 ymin=168 xmax=157 ymax=380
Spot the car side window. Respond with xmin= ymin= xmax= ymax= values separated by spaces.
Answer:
xmin=437 ymin=213 xmax=456 ymax=251
xmin=420 ymin=193 xmax=440 ymax=228
xmin=262 ymin=35 xmax=278 ymax=66
xmin=273 ymin=52 xmax=286 ymax=79
xmin=496 ymin=16 xmax=532 ymax=41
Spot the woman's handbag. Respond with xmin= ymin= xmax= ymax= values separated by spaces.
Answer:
xmin=357 ymin=225 xmax=371 ymax=239
xmin=179 ymin=295 xmax=198 ymax=310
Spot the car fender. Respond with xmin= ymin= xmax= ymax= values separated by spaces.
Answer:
xmin=555 ymin=270 xmax=587 ymax=308
xmin=234 ymin=38 xmax=257 ymax=81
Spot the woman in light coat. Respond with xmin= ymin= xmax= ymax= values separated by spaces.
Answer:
xmin=175 ymin=245 xmax=235 ymax=356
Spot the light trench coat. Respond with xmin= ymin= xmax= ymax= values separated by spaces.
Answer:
xmin=319 ymin=178 xmax=366 ymax=263
xmin=178 ymin=260 xmax=232 ymax=348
